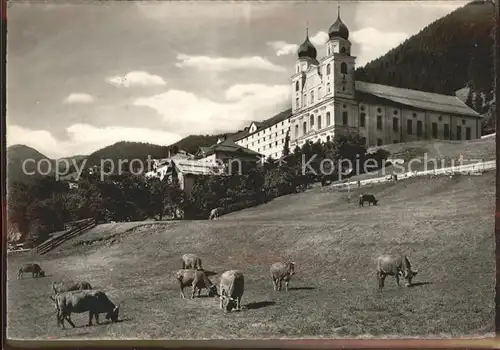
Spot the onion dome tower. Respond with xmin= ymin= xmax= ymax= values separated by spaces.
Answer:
xmin=297 ymin=28 xmax=317 ymax=60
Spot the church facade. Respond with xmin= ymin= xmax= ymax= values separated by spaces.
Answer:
xmin=235 ymin=9 xmax=482 ymax=159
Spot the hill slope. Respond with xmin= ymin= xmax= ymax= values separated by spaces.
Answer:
xmin=356 ymin=0 xmax=495 ymax=101
xmin=7 ymin=145 xmax=51 ymax=184
xmin=7 ymin=172 xmax=495 ymax=339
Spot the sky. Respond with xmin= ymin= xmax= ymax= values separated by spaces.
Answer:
xmin=6 ymin=0 xmax=468 ymax=159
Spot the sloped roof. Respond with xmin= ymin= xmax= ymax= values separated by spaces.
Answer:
xmin=198 ymin=139 xmax=262 ymax=157
xmin=235 ymin=108 xmax=292 ymax=141
xmin=356 ymin=81 xmax=481 ymax=118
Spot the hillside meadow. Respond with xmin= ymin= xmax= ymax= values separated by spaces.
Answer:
xmin=7 ymin=171 xmax=495 ymax=339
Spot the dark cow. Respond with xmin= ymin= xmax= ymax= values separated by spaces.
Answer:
xmin=17 ymin=263 xmax=45 ymax=279
xmin=219 ymin=270 xmax=244 ymax=312
xmin=52 ymin=281 xmax=93 ymax=294
xmin=209 ymin=207 xmax=223 ymax=220
xmin=50 ymin=290 xmax=119 ymax=329
xmin=359 ymin=194 xmax=378 ymax=207
xmin=175 ymin=269 xmax=218 ymax=299
xmin=270 ymin=262 xmax=295 ymax=291
xmin=181 ymin=253 xmax=203 ymax=270
xmin=377 ymin=254 xmax=419 ymax=289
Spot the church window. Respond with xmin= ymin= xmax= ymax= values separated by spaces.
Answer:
xmin=326 ymin=112 xmax=331 ymax=126
xmin=303 ymin=93 xmax=307 ymax=106
xmin=295 ymin=98 xmax=299 ymax=109
xmin=310 ymin=115 xmax=314 ymax=128
xmin=392 ymin=118 xmax=399 ymax=132
xmin=295 ymin=81 xmax=299 ymax=91
xmin=377 ymin=115 xmax=382 ymax=130
xmin=327 ymin=64 xmax=331 ymax=75
xmin=340 ymin=62 xmax=347 ymax=74
xmin=327 ymin=83 xmax=331 ymax=93
xmin=317 ymin=115 xmax=322 ymax=129
xmin=432 ymin=123 xmax=438 ymax=138
xmin=295 ymin=125 xmax=299 ymax=138
xmin=360 ymin=113 xmax=366 ymax=127
xmin=342 ymin=112 xmax=348 ymax=125
xmin=407 ymin=120 xmax=413 ymax=134
xmin=444 ymin=124 xmax=450 ymax=139
xmin=303 ymin=121 xmax=307 ymax=135
xmin=318 ymin=86 xmax=323 ymax=98
xmin=310 ymin=91 xmax=314 ymax=104
xmin=462 ymin=119 xmax=466 ymax=125
xmin=417 ymin=121 xmax=423 ymax=137
xmin=341 ymin=46 xmax=346 ymax=54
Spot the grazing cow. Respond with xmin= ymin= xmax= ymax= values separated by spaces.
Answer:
xmin=209 ymin=207 xmax=223 ymax=220
xmin=52 ymin=281 xmax=93 ymax=294
xmin=219 ymin=270 xmax=244 ymax=312
xmin=175 ymin=269 xmax=218 ymax=299
xmin=359 ymin=194 xmax=378 ymax=207
xmin=376 ymin=255 xmax=419 ymax=289
xmin=270 ymin=262 xmax=295 ymax=291
xmin=181 ymin=253 xmax=203 ymax=270
xmin=17 ymin=263 xmax=45 ymax=279
xmin=50 ymin=290 xmax=119 ymax=329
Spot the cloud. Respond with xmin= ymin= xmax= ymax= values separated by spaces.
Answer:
xmin=175 ymin=54 xmax=286 ymax=72
xmin=351 ymin=27 xmax=409 ymax=67
xmin=63 ymin=93 xmax=95 ymax=104
xmin=267 ymin=31 xmax=329 ymax=56
xmin=106 ymin=71 xmax=167 ymax=88
xmin=7 ymin=124 xmax=181 ymax=159
xmin=133 ymin=83 xmax=290 ymax=135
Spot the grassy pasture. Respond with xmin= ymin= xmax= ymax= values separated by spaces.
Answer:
xmin=7 ymin=172 xmax=495 ymax=339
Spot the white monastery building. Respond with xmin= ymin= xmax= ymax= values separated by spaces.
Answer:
xmin=235 ymin=8 xmax=482 ymax=159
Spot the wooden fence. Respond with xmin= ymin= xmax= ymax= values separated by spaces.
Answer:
xmin=34 ymin=218 xmax=97 ymax=255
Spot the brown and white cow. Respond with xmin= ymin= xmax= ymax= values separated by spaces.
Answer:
xmin=52 ymin=281 xmax=93 ymax=294
xmin=17 ymin=263 xmax=45 ymax=279
xmin=181 ymin=253 xmax=203 ymax=270
xmin=209 ymin=207 xmax=223 ymax=220
xmin=175 ymin=269 xmax=218 ymax=299
xmin=270 ymin=262 xmax=295 ymax=292
xmin=50 ymin=290 xmax=119 ymax=329
xmin=219 ymin=270 xmax=244 ymax=312
xmin=359 ymin=194 xmax=378 ymax=207
xmin=376 ymin=254 xmax=418 ymax=289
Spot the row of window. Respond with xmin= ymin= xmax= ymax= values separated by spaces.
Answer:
xmin=295 ymin=61 xmax=348 ymax=79
xmin=293 ymin=112 xmax=335 ymax=137
xmin=257 ymin=139 xmax=286 ymax=152
xmin=247 ymin=121 xmax=289 ymax=140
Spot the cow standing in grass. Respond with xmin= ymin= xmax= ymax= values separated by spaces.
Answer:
xmin=359 ymin=194 xmax=378 ymax=207
xmin=270 ymin=262 xmax=295 ymax=292
xmin=50 ymin=290 xmax=120 ymax=329
xmin=209 ymin=207 xmax=223 ymax=220
xmin=17 ymin=263 xmax=45 ymax=279
xmin=377 ymin=255 xmax=419 ymax=289
xmin=181 ymin=253 xmax=203 ymax=270
xmin=219 ymin=270 xmax=244 ymax=312
xmin=175 ymin=269 xmax=218 ymax=299
xmin=52 ymin=281 xmax=93 ymax=294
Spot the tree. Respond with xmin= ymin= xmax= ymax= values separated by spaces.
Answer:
xmin=282 ymin=129 xmax=291 ymax=157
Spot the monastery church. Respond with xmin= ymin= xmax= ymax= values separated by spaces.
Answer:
xmin=234 ymin=7 xmax=482 ymax=159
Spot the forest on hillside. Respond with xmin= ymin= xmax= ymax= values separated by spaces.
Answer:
xmin=355 ymin=0 xmax=495 ymax=108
